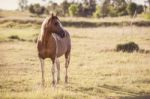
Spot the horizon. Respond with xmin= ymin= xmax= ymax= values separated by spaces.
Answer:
xmin=0 ymin=0 xmax=147 ymax=10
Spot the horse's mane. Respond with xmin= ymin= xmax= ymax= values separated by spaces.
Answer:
xmin=41 ymin=16 xmax=59 ymax=35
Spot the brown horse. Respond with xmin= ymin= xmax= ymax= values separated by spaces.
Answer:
xmin=37 ymin=14 xmax=71 ymax=86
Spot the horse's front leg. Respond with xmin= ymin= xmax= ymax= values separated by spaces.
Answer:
xmin=56 ymin=58 xmax=60 ymax=84
xmin=52 ymin=59 xmax=56 ymax=86
xmin=40 ymin=58 xmax=45 ymax=87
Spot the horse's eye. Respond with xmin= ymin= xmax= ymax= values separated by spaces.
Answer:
xmin=55 ymin=22 xmax=58 ymax=26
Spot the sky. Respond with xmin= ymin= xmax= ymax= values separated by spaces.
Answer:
xmin=0 ymin=0 xmax=147 ymax=10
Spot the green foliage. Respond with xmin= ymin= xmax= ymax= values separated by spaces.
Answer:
xmin=127 ymin=2 xmax=137 ymax=16
xmin=100 ymin=0 xmax=128 ymax=17
xmin=29 ymin=4 xmax=45 ymax=16
xmin=46 ymin=2 xmax=64 ymax=16
xmin=93 ymin=5 xmax=102 ymax=18
xmin=108 ymin=6 xmax=118 ymax=17
xmin=61 ymin=0 xmax=70 ymax=16
xmin=69 ymin=4 xmax=79 ymax=16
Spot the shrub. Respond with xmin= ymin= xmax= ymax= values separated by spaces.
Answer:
xmin=93 ymin=5 xmax=102 ymax=18
xmin=8 ymin=35 xmax=20 ymax=40
xmin=69 ymin=4 xmax=79 ymax=16
xmin=127 ymin=2 xmax=137 ymax=17
xmin=116 ymin=42 xmax=139 ymax=53
xmin=108 ymin=6 xmax=118 ymax=17
xmin=8 ymin=35 xmax=25 ymax=41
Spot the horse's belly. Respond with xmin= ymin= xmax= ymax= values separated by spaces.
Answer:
xmin=38 ymin=49 xmax=56 ymax=59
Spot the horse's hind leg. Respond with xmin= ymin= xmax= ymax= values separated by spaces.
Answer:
xmin=65 ymin=53 xmax=70 ymax=83
xmin=56 ymin=58 xmax=60 ymax=83
xmin=39 ymin=58 xmax=45 ymax=86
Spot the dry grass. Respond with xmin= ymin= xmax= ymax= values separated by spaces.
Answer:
xmin=0 ymin=25 xmax=150 ymax=99
xmin=0 ymin=10 xmax=150 ymax=29
xmin=0 ymin=10 xmax=149 ymax=22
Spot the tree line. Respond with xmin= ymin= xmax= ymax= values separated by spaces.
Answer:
xmin=18 ymin=0 xmax=150 ymax=17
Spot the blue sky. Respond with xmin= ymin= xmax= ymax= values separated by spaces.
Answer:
xmin=0 ymin=0 xmax=147 ymax=10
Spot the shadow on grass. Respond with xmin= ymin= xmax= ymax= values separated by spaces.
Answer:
xmin=98 ymin=84 xmax=138 ymax=96
xmin=98 ymin=84 xmax=150 ymax=99
xmin=120 ymin=95 xmax=150 ymax=99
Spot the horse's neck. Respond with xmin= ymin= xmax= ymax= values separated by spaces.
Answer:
xmin=39 ymin=29 xmax=52 ymax=46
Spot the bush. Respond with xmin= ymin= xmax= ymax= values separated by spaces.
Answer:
xmin=69 ymin=4 xmax=79 ymax=16
xmin=93 ymin=5 xmax=102 ymax=18
xmin=8 ymin=35 xmax=20 ymax=40
xmin=108 ymin=6 xmax=118 ymax=17
xmin=116 ymin=42 xmax=139 ymax=53
xmin=8 ymin=35 xmax=25 ymax=41
xmin=127 ymin=2 xmax=137 ymax=17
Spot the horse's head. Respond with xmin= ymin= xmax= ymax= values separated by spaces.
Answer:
xmin=45 ymin=13 xmax=65 ymax=38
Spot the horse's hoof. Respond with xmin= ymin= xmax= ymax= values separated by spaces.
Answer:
xmin=65 ymin=79 xmax=68 ymax=84
xmin=52 ymin=81 xmax=55 ymax=85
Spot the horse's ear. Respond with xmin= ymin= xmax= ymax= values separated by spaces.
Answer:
xmin=51 ymin=13 xmax=54 ymax=18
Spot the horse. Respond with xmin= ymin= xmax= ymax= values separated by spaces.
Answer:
xmin=37 ymin=14 xmax=71 ymax=86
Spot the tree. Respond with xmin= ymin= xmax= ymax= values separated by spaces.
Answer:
xmin=148 ymin=0 xmax=150 ymax=7
xmin=46 ymin=2 xmax=64 ymax=16
xmin=127 ymin=2 xmax=137 ymax=17
xmin=29 ymin=4 xmax=45 ymax=16
xmin=82 ymin=0 xmax=90 ymax=17
xmin=93 ymin=5 xmax=102 ymax=18
xmin=89 ymin=0 xmax=96 ymax=16
xmin=147 ymin=0 xmax=150 ymax=12
xmin=61 ymin=0 xmax=70 ymax=16
xmin=137 ymin=5 xmax=144 ymax=14
xmin=69 ymin=4 xmax=79 ymax=16
xmin=101 ymin=0 xmax=110 ymax=17
xmin=18 ymin=0 xmax=28 ymax=11
xmin=108 ymin=5 xmax=118 ymax=17
xmin=111 ymin=0 xmax=127 ymax=16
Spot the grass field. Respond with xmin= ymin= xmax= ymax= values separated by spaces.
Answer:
xmin=0 ymin=11 xmax=150 ymax=98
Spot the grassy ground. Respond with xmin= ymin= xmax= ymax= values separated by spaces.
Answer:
xmin=0 ymin=24 xmax=150 ymax=99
